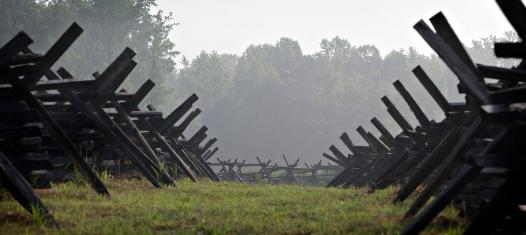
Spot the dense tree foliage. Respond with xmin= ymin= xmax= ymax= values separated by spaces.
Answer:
xmin=0 ymin=0 xmax=178 ymax=104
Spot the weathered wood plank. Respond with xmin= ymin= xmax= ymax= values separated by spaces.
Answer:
xmin=22 ymin=23 xmax=83 ymax=88
xmin=412 ymin=66 xmax=452 ymax=113
xmin=393 ymin=80 xmax=431 ymax=127
xmin=381 ymin=96 xmax=414 ymax=131
xmin=496 ymin=0 xmax=526 ymax=40
xmin=6 ymin=68 xmax=110 ymax=196
xmin=401 ymin=164 xmax=480 ymax=235
xmin=160 ymin=94 xmax=199 ymax=133
xmin=0 ymin=32 xmax=33 ymax=67
xmin=414 ymin=20 xmax=492 ymax=104
xmin=430 ymin=12 xmax=480 ymax=77
xmin=0 ymin=151 xmax=58 ymax=226
xmin=370 ymin=117 xmax=395 ymax=146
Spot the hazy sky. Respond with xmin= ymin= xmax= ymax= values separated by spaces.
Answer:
xmin=156 ymin=0 xmax=514 ymax=61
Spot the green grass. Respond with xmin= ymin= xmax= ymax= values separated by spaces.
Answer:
xmin=0 ymin=179 xmax=466 ymax=234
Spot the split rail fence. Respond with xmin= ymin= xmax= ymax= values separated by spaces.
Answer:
xmin=0 ymin=23 xmax=221 ymax=225
xmin=321 ymin=0 xmax=526 ymax=233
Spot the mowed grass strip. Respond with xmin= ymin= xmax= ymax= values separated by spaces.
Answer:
xmin=0 ymin=179 xmax=466 ymax=234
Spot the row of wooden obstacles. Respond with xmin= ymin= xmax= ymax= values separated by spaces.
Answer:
xmin=322 ymin=0 xmax=526 ymax=234
xmin=209 ymin=156 xmax=342 ymax=185
xmin=0 ymin=23 xmax=221 ymax=226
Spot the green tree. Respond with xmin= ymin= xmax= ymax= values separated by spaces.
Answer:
xmin=0 ymin=0 xmax=179 ymax=108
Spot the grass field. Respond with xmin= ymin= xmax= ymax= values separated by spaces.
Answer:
xmin=0 ymin=179 xmax=466 ymax=234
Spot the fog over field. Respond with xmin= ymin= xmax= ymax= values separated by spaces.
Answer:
xmin=154 ymin=0 xmax=517 ymax=163
xmin=1 ymin=0 xmax=518 ymax=164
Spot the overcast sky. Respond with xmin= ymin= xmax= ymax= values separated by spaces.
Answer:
xmin=156 ymin=0 xmax=513 ymax=61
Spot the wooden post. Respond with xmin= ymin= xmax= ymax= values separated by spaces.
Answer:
xmin=393 ymin=80 xmax=431 ymax=128
xmin=160 ymin=94 xmax=199 ymax=133
xmin=143 ymin=121 xmax=198 ymax=182
xmin=381 ymin=96 xmax=414 ymax=131
xmin=412 ymin=66 xmax=452 ymax=113
xmin=0 ymin=151 xmax=58 ymax=226
xmin=370 ymin=117 xmax=395 ymax=146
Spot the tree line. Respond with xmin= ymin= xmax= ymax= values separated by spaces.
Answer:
xmin=170 ymin=35 xmax=517 ymax=162
xmin=1 ymin=0 xmax=518 ymax=162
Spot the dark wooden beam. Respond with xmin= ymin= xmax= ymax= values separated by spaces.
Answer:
xmin=0 ymin=32 xmax=33 ymax=67
xmin=160 ymin=94 xmax=198 ymax=133
xmin=6 ymin=68 xmax=110 ymax=196
xmin=412 ymin=66 xmax=452 ymax=113
xmin=381 ymin=96 xmax=414 ymax=131
xmin=393 ymin=80 xmax=431 ymax=127
xmin=414 ymin=20 xmax=492 ymax=104
xmin=22 ymin=23 xmax=83 ymax=88
xmin=496 ymin=0 xmax=526 ymax=40
xmin=370 ymin=117 xmax=395 ymax=146
xmin=430 ymin=12 xmax=479 ymax=77
xmin=127 ymin=79 xmax=155 ymax=108
xmin=0 ymin=151 xmax=58 ymax=226
xmin=494 ymin=42 xmax=526 ymax=58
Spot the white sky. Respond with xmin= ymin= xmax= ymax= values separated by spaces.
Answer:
xmin=156 ymin=0 xmax=514 ymax=61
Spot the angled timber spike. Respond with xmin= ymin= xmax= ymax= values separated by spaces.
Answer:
xmin=401 ymin=164 xmax=480 ymax=235
xmin=199 ymin=138 xmax=217 ymax=155
xmin=56 ymin=67 xmax=73 ymax=79
xmin=91 ymin=47 xmax=136 ymax=95
xmin=293 ymin=158 xmax=300 ymax=167
xmin=414 ymin=20 xmax=493 ymax=104
xmin=143 ymin=120 xmax=199 ymax=182
xmin=381 ymin=96 xmax=414 ymax=131
xmin=111 ymin=101 xmax=167 ymax=182
xmin=0 ymin=151 xmax=58 ymax=227
xmin=146 ymin=104 xmax=156 ymax=111
xmin=430 ymin=12 xmax=480 ymax=77
xmin=0 ymin=32 xmax=33 ymax=67
xmin=340 ymin=132 xmax=359 ymax=155
xmin=188 ymin=126 xmax=208 ymax=144
xmin=393 ymin=127 xmax=461 ymax=203
xmin=322 ymin=153 xmax=345 ymax=166
xmin=204 ymin=147 xmax=218 ymax=160
xmin=22 ymin=23 xmax=83 ymax=88
xmin=402 ymin=118 xmax=482 ymax=219
xmin=367 ymin=132 xmax=390 ymax=153
xmin=160 ymin=94 xmax=199 ymax=133
xmin=192 ymin=132 xmax=208 ymax=147
xmin=329 ymin=145 xmax=349 ymax=165
xmin=412 ymin=66 xmax=452 ymax=113
xmin=97 ymin=60 xmax=137 ymax=101
xmin=170 ymin=108 xmax=201 ymax=139
xmin=356 ymin=126 xmax=375 ymax=149
xmin=370 ymin=117 xmax=395 ymax=145
xmin=282 ymin=154 xmax=290 ymax=166
xmin=127 ymin=79 xmax=155 ymax=108
xmin=393 ymin=80 xmax=431 ymax=127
